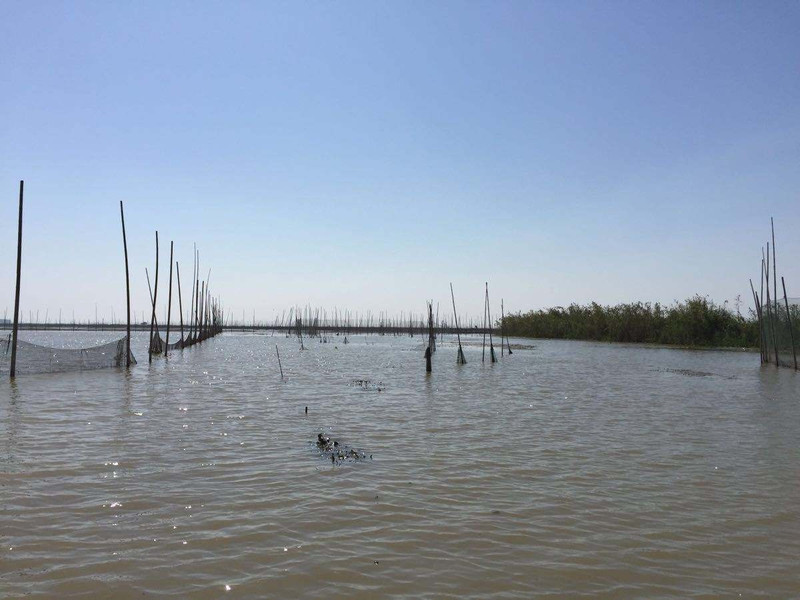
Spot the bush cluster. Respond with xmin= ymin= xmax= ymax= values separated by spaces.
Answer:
xmin=501 ymin=296 xmax=759 ymax=348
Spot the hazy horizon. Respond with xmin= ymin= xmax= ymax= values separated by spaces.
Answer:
xmin=2 ymin=2 xmax=799 ymax=323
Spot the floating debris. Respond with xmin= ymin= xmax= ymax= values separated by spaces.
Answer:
xmin=349 ymin=379 xmax=385 ymax=392
xmin=314 ymin=433 xmax=370 ymax=464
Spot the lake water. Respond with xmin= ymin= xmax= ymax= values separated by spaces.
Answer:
xmin=1 ymin=331 xmax=798 ymax=598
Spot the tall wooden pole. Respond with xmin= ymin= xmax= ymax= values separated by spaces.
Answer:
xmin=165 ymin=241 xmax=174 ymax=357
xmin=750 ymin=279 xmax=763 ymax=364
xmin=194 ymin=251 xmax=200 ymax=341
xmin=194 ymin=279 xmax=200 ymax=342
xmin=482 ymin=283 xmax=487 ymax=363
xmin=450 ymin=282 xmax=466 ymax=364
xmin=425 ymin=302 xmax=433 ymax=373
xmin=782 ymin=277 xmax=797 ymax=371
xmin=176 ymin=262 xmax=184 ymax=343
xmin=9 ymin=181 xmax=24 ymax=379
xmin=767 ymin=243 xmax=779 ymax=366
xmin=487 ymin=284 xmax=496 ymax=362
xmin=119 ymin=201 xmax=131 ymax=367
xmin=200 ymin=281 xmax=205 ymax=340
xmin=188 ymin=246 xmax=196 ymax=341
xmin=276 ymin=344 xmax=284 ymax=380
xmin=761 ymin=256 xmax=767 ymax=362
xmin=501 ymin=299 xmax=505 ymax=357
xmin=148 ymin=232 xmax=159 ymax=363
xmin=772 ymin=218 xmax=778 ymax=341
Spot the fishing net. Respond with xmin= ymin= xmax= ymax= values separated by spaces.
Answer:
xmin=148 ymin=320 xmax=223 ymax=356
xmin=150 ymin=331 xmax=187 ymax=354
xmin=457 ymin=345 xmax=466 ymax=364
xmin=0 ymin=335 xmax=136 ymax=375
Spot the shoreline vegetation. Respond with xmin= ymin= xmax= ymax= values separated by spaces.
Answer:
xmin=501 ymin=296 xmax=760 ymax=349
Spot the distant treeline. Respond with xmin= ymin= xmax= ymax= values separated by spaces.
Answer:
xmin=500 ymin=296 xmax=759 ymax=348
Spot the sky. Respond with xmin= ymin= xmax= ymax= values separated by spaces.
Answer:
xmin=1 ymin=1 xmax=799 ymax=324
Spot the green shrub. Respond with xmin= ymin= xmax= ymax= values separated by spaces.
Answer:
xmin=501 ymin=295 xmax=760 ymax=348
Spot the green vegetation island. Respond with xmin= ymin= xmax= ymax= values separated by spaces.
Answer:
xmin=501 ymin=296 xmax=762 ymax=349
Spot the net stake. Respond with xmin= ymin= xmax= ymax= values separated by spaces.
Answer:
xmin=119 ymin=201 xmax=131 ymax=367
xmin=148 ymin=232 xmax=159 ymax=363
xmin=165 ymin=242 xmax=174 ymax=357
xmin=782 ymin=277 xmax=797 ymax=370
xmin=275 ymin=344 xmax=285 ymax=380
xmin=10 ymin=181 xmax=23 ymax=379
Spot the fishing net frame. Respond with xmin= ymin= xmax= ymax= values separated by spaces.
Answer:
xmin=0 ymin=334 xmax=136 ymax=375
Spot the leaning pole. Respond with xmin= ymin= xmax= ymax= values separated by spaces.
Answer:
xmin=10 ymin=181 xmax=24 ymax=379
xmin=120 ymin=201 xmax=132 ymax=367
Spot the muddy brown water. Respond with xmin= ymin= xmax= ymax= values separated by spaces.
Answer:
xmin=1 ymin=332 xmax=798 ymax=598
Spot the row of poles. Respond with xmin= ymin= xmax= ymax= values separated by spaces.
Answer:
xmin=128 ymin=224 xmax=224 ymax=364
xmin=748 ymin=218 xmax=797 ymax=370
xmin=426 ymin=282 xmax=512 ymax=373
xmin=3 ymin=186 xmax=223 ymax=379
xmin=224 ymin=306 xmax=499 ymax=335
xmin=121 ymin=202 xmax=225 ymax=366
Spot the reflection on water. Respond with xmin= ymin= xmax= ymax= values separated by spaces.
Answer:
xmin=1 ymin=332 xmax=798 ymax=598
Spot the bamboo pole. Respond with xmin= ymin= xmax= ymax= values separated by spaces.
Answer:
xmin=501 ymin=299 xmax=505 ymax=357
xmin=119 ymin=201 xmax=131 ymax=367
xmin=189 ymin=246 xmax=196 ymax=341
xmin=487 ymin=284 xmax=496 ymax=363
xmin=165 ymin=241 xmax=174 ymax=357
xmin=201 ymin=278 xmax=206 ymax=334
xmin=761 ymin=255 xmax=767 ymax=362
xmin=145 ymin=270 xmax=161 ymax=334
xmin=767 ymin=243 xmax=779 ymax=366
xmin=194 ymin=280 xmax=200 ymax=342
xmin=176 ymin=262 xmax=184 ymax=343
xmin=749 ymin=279 xmax=763 ymax=364
xmin=450 ymin=283 xmax=466 ymax=364
xmin=482 ymin=283 xmax=487 ymax=363
xmin=772 ymin=218 xmax=778 ymax=343
xmin=760 ymin=250 xmax=765 ymax=318
xmin=276 ymin=344 xmax=284 ymax=380
xmin=426 ymin=301 xmax=433 ymax=373
xmin=194 ymin=251 xmax=200 ymax=341
xmin=782 ymin=277 xmax=797 ymax=370
xmin=148 ymin=232 xmax=159 ymax=363
xmin=10 ymin=181 xmax=24 ymax=379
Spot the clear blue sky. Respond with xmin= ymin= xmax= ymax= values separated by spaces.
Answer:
xmin=1 ymin=1 xmax=798 ymax=324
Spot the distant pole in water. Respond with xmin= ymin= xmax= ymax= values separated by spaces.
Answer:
xmin=194 ymin=277 xmax=200 ymax=342
xmin=749 ymin=279 xmax=763 ymax=364
xmin=165 ymin=241 xmax=174 ymax=357
xmin=486 ymin=283 xmax=496 ymax=363
xmin=176 ymin=261 xmax=185 ymax=343
xmin=482 ymin=283 xmax=487 ymax=363
xmin=428 ymin=301 xmax=436 ymax=353
xmin=425 ymin=301 xmax=434 ymax=373
xmin=782 ymin=277 xmax=797 ymax=370
xmin=275 ymin=344 xmax=285 ymax=380
xmin=772 ymin=218 xmax=778 ymax=351
xmin=766 ymin=242 xmax=779 ymax=366
xmin=450 ymin=283 xmax=466 ymax=364
xmin=189 ymin=245 xmax=196 ymax=340
xmin=119 ymin=201 xmax=131 ymax=367
xmin=10 ymin=181 xmax=24 ymax=379
xmin=500 ymin=299 xmax=505 ymax=357
xmin=148 ymin=232 xmax=159 ymax=363
xmin=761 ymin=253 xmax=768 ymax=363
